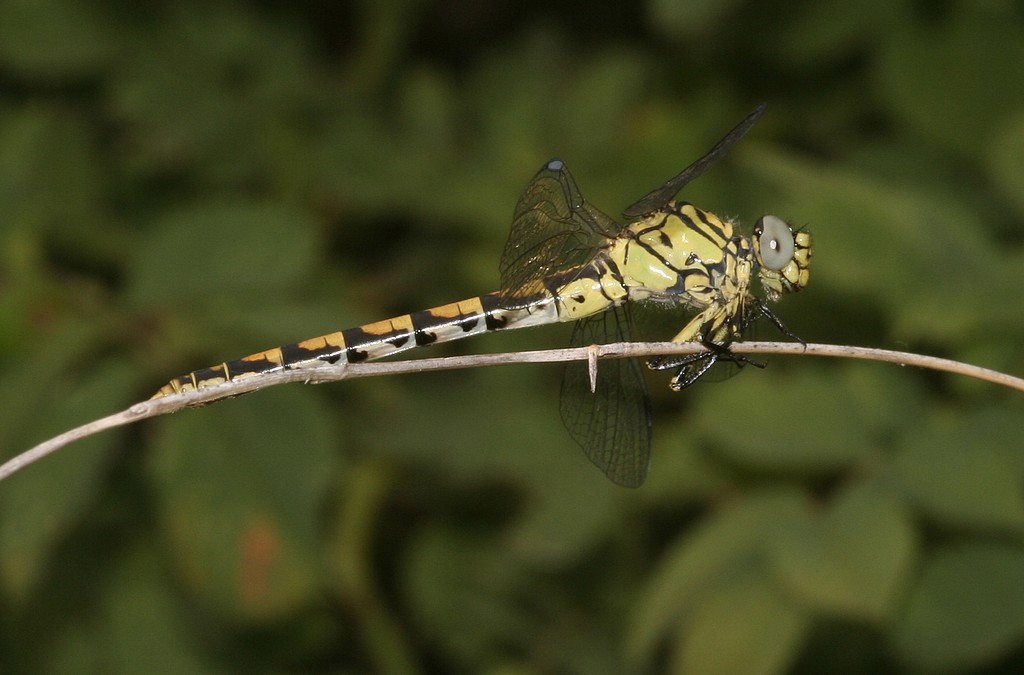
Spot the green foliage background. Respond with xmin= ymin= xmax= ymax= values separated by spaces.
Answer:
xmin=1 ymin=1 xmax=1023 ymax=673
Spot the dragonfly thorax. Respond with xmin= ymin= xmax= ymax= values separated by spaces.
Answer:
xmin=616 ymin=201 xmax=750 ymax=305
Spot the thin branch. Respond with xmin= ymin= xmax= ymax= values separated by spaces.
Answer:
xmin=2 ymin=341 xmax=1022 ymax=483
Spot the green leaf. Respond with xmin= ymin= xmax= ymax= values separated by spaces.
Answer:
xmin=0 ymin=358 xmax=142 ymax=597
xmin=628 ymin=488 xmax=807 ymax=665
xmin=693 ymin=365 xmax=921 ymax=475
xmin=890 ymin=414 xmax=1024 ymax=532
xmin=127 ymin=200 xmax=320 ymax=307
xmin=0 ymin=106 xmax=104 ymax=237
xmin=402 ymin=525 xmax=532 ymax=667
xmin=894 ymin=543 xmax=1024 ymax=672
xmin=364 ymin=365 xmax=568 ymax=483
xmin=877 ymin=7 xmax=1024 ymax=156
xmin=987 ymin=109 xmax=1024 ymax=220
xmin=743 ymin=145 xmax=1000 ymax=342
xmin=147 ymin=387 xmax=342 ymax=622
xmin=45 ymin=546 xmax=217 ymax=674
xmin=772 ymin=483 xmax=917 ymax=621
xmin=671 ymin=564 xmax=811 ymax=675
xmin=765 ymin=2 xmax=900 ymax=67
xmin=0 ymin=320 xmax=107 ymax=453
xmin=107 ymin=4 xmax=316 ymax=182
xmin=0 ymin=0 xmax=118 ymax=79
xmin=647 ymin=0 xmax=748 ymax=38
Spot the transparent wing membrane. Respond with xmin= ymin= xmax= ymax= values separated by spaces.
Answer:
xmin=499 ymin=160 xmax=621 ymax=305
xmin=560 ymin=308 xmax=651 ymax=488
xmin=499 ymin=159 xmax=652 ymax=486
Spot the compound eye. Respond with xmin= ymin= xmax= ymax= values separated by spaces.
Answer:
xmin=755 ymin=215 xmax=795 ymax=271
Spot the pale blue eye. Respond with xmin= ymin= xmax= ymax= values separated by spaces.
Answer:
xmin=756 ymin=215 xmax=794 ymax=271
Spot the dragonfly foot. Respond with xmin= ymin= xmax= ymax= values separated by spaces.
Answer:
xmin=649 ymin=343 xmax=766 ymax=391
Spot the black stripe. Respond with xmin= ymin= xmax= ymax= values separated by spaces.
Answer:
xmin=341 ymin=326 xmax=377 ymax=362
xmin=480 ymin=294 xmax=509 ymax=330
xmin=191 ymin=365 xmax=231 ymax=384
xmin=634 ymin=237 xmax=687 ymax=277
xmin=543 ymin=263 xmax=604 ymax=297
xmin=601 ymin=257 xmax=626 ymax=288
xmin=226 ymin=357 xmax=277 ymax=377
xmin=665 ymin=267 xmax=710 ymax=296
xmin=595 ymin=259 xmax=626 ymax=303
xmin=412 ymin=325 xmax=439 ymax=346
xmin=410 ymin=307 xmax=482 ymax=346
xmin=674 ymin=207 xmax=726 ymax=249
xmin=388 ymin=333 xmax=411 ymax=349
xmin=280 ymin=341 xmax=343 ymax=366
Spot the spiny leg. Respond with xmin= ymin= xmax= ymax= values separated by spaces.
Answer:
xmin=646 ymin=306 xmax=764 ymax=390
xmin=649 ymin=341 xmax=766 ymax=390
xmin=750 ymin=299 xmax=805 ymax=345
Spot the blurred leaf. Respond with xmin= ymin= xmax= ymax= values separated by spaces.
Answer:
xmin=0 ymin=106 xmax=105 ymax=236
xmin=127 ymin=200 xmax=320 ymax=307
xmin=890 ymin=410 xmax=1024 ymax=532
xmin=877 ymin=6 xmax=1024 ymax=156
xmin=365 ymin=365 xmax=567 ymax=482
xmin=403 ymin=525 xmax=532 ymax=668
xmin=987 ymin=109 xmax=1024 ymax=220
xmin=345 ymin=0 xmax=427 ymax=93
xmin=404 ymin=518 xmax=629 ymax=674
xmin=744 ymin=144 xmax=1005 ymax=342
xmin=397 ymin=65 xmax=458 ymax=158
xmin=671 ymin=563 xmax=811 ymax=675
xmin=647 ymin=0 xmax=748 ymax=38
xmin=628 ymin=488 xmax=807 ymax=664
xmin=0 ymin=358 xmax=141 ymax=597
xmin=107 ymin=4 xmax=316 ymax=183
xmin=894 ymin=543 xmax=1024 ymax=672
xmin=504 ymin=473 xmax=624 ymax=565
xmin=555 ymin=50 xmax=649 ymax=155
xmin=772 ymin=482 xmax=917 ymax=621
xmin=766 ymin=2 xmax=899 ymax=67
xmin=0 ymin=320 xmax=108 ymax=447
xmin=45 ymin=545 xmax=216 ymax=674
xmin=693 ymin=365 xmax=920 ymax=475
xmin=641 ymin=410 xmax=732 ymax=501
xmin=147 ymin=387 xmax=342 ymax=622
xmin=364 ymin=364 xmax=627 ymax=560
xmin=0 ymin=0 xmax=118 ymax=79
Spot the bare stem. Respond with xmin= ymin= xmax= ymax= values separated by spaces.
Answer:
xmin=2 ymin=341 xmax=1021 ymax=483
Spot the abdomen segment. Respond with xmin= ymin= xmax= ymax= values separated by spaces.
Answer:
xmin=150 ymin=292 xmax=558 ymax=399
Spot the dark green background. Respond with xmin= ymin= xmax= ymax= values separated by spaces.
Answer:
xmin=2 ymin=1 xmax=1023 ymax=673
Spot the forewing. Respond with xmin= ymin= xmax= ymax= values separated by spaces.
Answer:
xmin=623 ymin=103 xmax=766 ymax=218
xmin=559 ymin=308 xmax=652 ymax=488
xmin=500 ymin=159 xmax=620 ymax=306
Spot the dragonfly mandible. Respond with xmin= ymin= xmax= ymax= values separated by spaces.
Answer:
xmin=151 ymin=103 xmax=812 ymax=487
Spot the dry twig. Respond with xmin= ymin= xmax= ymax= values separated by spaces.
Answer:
xmin=1 ymin=341 xmax=1021 ymax=483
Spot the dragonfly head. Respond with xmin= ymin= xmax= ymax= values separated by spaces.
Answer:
xmin=752 ymin=215 xmax=812 ymax=301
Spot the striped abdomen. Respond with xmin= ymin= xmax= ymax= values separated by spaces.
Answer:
xmin=150 ymin=291 xmax=563 ymax=399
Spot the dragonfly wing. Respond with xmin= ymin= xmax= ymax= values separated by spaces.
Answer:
xmin=560 ymin=308 xmax=652 ymax=488
xmin=622 ymin=103 xmax=766 ymax=218
xmin=500 ymin=159 xmax=621 ymax=306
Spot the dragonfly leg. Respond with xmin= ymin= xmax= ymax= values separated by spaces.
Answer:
xmin=649 ymin=341 xmax=766 ymax=391
xmin=750 ymin=299 xmax=805 ymax=345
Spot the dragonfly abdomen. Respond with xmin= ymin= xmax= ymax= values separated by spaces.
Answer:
xmin=150 ymin=291 xmax=561 ymax=399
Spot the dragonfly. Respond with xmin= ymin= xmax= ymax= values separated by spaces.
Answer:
xmin=151 ymin=103 xmax=812 ymax=487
